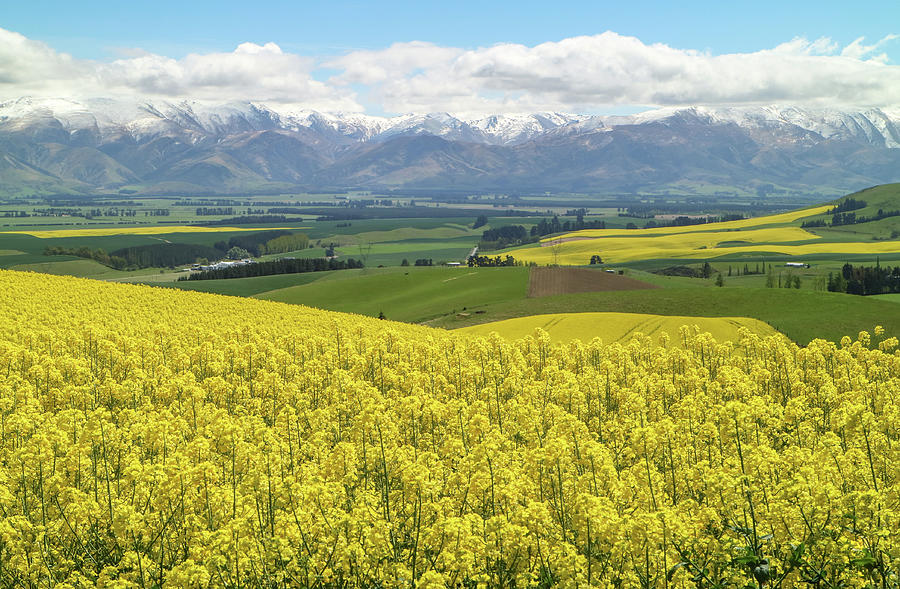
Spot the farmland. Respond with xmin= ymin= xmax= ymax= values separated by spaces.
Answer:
xmin=0 ymin=225 xmax=295 ymax=238
xmin=434 ymin=284 xmax=900 ymax=345
xmin=512 ymin=202 xmax=900 ymax=265
xmin=527 ymin=267 xmax=658 ymax=297
xmin=258 ymin=266 xmax=530 ymax=323
xmin=457 ymin=311 xmax=777 ymax=344
xmin=0 ymin=185 xmax=898 ymax=348
xmin=2 ymin=269 xmax=900 ymax=586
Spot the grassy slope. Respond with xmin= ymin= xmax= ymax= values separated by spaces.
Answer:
xmin=429 ymin=287 xmax=900 ymax=345
xmin=168 ymin=272 xmax=332 ymax=297
xmin=872 ymin=294 xmax=900 ymax=304
xmin=257 ymin=266 xmax=530 ymax=323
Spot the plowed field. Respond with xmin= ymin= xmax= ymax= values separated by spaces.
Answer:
xmin=527 ymin=266 xmax=659 ymax=297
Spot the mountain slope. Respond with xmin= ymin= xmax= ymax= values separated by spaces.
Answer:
xmin=3 ymin=97 xmax=900 ymax=195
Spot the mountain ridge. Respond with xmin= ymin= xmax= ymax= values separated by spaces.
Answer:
xmin=3 ymin=97 xmax=900 ymax=196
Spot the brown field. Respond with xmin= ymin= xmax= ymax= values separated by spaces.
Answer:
xmin=527 ymin=267 xmax=660 ymax=297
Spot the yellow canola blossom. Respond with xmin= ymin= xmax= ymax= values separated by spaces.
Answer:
xmin=1 ymin=226 xmax=296 ymax=238
xmin=518 ymin=225 xmax=900 ymax=264
xmin=458 ymin=311 xmax=778 ymax=344
xmin=540 ymin=204 xmax=833 ymax=242
xmin=1 ymin=269 xmax=900 ymax=587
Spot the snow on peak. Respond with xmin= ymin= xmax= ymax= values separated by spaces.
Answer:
xmin=2 ymin=97 xmax=900 ymax=149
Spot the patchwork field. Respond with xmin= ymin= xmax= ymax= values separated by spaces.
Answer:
xmin=458 ymin=311 xmax=778 ymax=344
xmin=433 ymin=286 xmax=900 ymax=345
xmin=540 ymin=204 xmax=832 ymax=241
xmin=527 ymin=266 xmax=659 ymax=297
xmin=257 ymin=266 xmax=530 ymax=322
xmin=0 ymin=225 xmax=294 ymax=238
xmin=512 ymin=196 xmax=900 ymax=265
xmin=517 ymin=223 xmax=900 ymax=265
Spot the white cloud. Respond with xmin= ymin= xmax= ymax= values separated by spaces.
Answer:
xmin=0 ymin=29 xmax=361 ymax=111
xmin=327 ymin=41 xmax=463 ymax=85
xmin=840 ymin=34 xmax=899 ymax=63
xmin=333 ymin=32 xmax=900 ymax=115
xmin=1 ymin=27 xmax=898 ymax=115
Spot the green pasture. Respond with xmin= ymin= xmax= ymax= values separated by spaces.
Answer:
xmin=429 ymin=286 xmax=900 ymax=345
xmin=257 ymin=266 xmax=530 ymax=323
xmin=167 ymin=271 xmax=333 ymax=296
xmin=872 ymin=294 xmax=900 ymax=304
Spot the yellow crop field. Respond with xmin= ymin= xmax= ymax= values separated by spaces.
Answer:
xmin=524 ymin=226 xmax=820 ymax=264
xmin=540 ymin=204 xmax=833 ymax=243
xmin=2 ymin=270 xmax=900 ymax=586
xmin=457 ymin=311 xmax=778 ymax=344
xmin=519 ymin=223 xmax=900 ymax=265
xmin=0 ymin=226 xmax=296 ymax=238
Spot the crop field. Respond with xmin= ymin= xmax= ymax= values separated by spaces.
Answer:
xmin=540 ymin=205 xmax=833 ymax=242
xmin=0 ymin=225 xmax=295 ymax=238
xmin=516 ymin=223 xmax=900 ymax=265
xmin=527 ymin=267 xmax=659 ymax=297
xmin=505 ymin=195 xmax=900 ymax=265
xmin=457 ymin=311 xmax=777 ymax=344
xmin=2 ymin=270 xmax=900 ymax=586
xmin=435 ymin=286 xmax=900 ymax=345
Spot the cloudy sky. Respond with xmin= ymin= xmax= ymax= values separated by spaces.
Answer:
xmin=2 ymin=0 xmax=899 ymax=115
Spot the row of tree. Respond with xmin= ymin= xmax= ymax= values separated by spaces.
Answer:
xmin=46 ymin=231 xmax=310 ymax=269
xmin=800 ymin=199 xmax=900 ymax=227
xmin=467 ymin=255 xmax=519 ymax=267
xmin=213 ymin=231 xmax=305 ymax=257
xmin=45 ymin=244 xmax=222 ymax=270
xmin=827 ymin=262 xmax=900 ymax=295
xmin=203 ymin=215 xmax=290 ymax=226
xmin=181 ymin=257 xmax=363 ymax=281
xmin=531 ymin=215 xmax=606 ymax=237
xmin=479 ymin=225 xmax=534 ymax=249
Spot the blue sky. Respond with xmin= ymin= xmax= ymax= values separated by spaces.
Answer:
xmin=6 ymin=0 xmax=898 ymax=60
xmin=2 ymin=1 xmax=899 ymax=115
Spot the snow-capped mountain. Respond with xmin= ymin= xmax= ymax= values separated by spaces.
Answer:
xmin=2 ymin=97 xmax=900 ymax=195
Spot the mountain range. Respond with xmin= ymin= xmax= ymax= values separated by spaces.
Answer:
xmin=2 ymin=97 xmax=900 ymax=196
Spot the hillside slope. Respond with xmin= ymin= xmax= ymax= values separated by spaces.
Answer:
xmin=4 ymin=98 xmax=900 ymax=194
xmin=1 ymin=270 xmax=899 ymax=586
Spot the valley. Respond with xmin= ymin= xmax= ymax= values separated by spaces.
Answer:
xmin=1 ymin=182 xmax=899 ymax=345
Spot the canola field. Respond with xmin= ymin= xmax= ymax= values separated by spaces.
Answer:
xmin=458 ymin=312 xmax=778 ymax=345
xmin=540 ymin=206 xmax=834 ymax=242
xmin=515 ymin=204 xmax=900 ymax=264
xmin=1 ymin=270 xmax=900 ymax=587
xmin=0 ymin=226 xmax=295 ymax=239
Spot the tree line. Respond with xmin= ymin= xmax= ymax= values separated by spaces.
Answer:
xmin=213 ymin=231 xmax=308 ymax=257
xmin=801 ymin=198 xmax=900 ymax=228
xmin=467 ymin=255 xmax=519 ymax=267
xmin=45 ymin=244 xmax=223 ymax=270
xmin=180 ymin=257 xmax=363 ymax=281
xmin=45 ymin=231 xmax=310 ymax=269
xmin=827 ymin=262 xmax=900 ymax=295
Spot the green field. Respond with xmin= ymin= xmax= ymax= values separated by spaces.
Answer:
xmin=257 ymin=266 xmax=530 ymax=323
xmin=873 ymin=293 xmax=900 ymax=304
xmin=428 ymin=286 xmax=900 ymax=345
xmin=166 ymin=271 xmax=335 ymax=296
xmin=3 ymin=186 xmax=900 ymax=345
xmin=169 ymin=263 xmax=900 ymax=344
